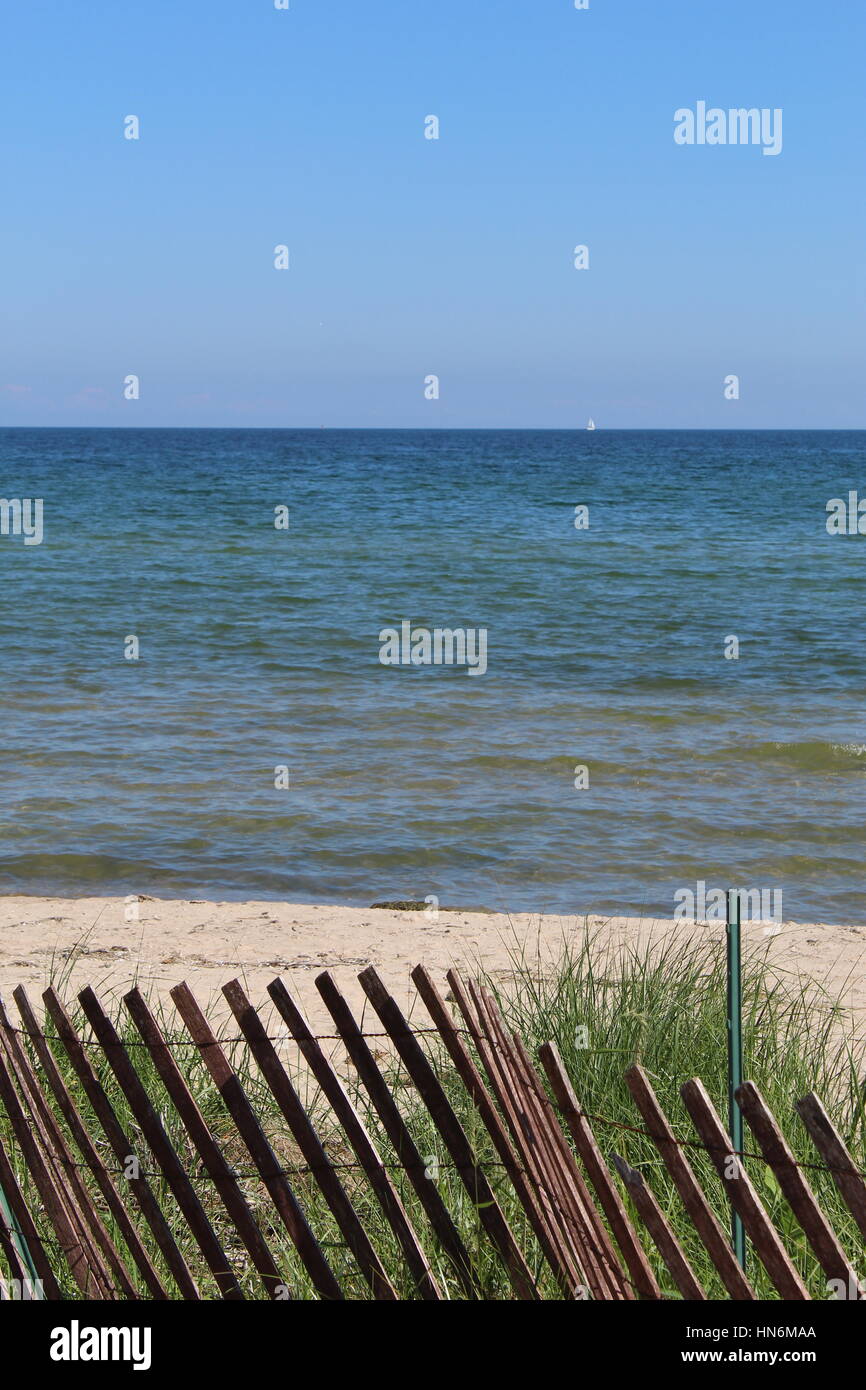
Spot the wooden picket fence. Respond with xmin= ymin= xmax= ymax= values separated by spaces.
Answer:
xmin=0 ymin=963 xmax=864 ymax=1300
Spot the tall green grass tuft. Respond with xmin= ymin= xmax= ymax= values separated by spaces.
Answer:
xmin=476 ymin=923 xmax=866 ymax=1297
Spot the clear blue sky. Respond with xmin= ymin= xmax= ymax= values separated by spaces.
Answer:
xmin=0 ymin=0 xmax=862 ymax=428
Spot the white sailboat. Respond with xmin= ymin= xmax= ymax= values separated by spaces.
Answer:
xmin=586 ymin=418 xmax=596 ymax=431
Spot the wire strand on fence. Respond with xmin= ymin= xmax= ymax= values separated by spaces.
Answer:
xmin=3 ymin=1015 xmax=865 ymax=1186
xmin=3 ymin=1022 xmax=456 ymax=1047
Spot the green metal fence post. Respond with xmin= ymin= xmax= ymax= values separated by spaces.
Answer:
xmin=726 ymin=887 xmax=746 ymax=1270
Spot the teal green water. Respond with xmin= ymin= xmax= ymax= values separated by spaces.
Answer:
xmin=1 ymin=428 xmax=864 ymax=921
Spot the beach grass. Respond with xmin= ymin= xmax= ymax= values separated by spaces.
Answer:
xmin=1 ymin=927 xmax=864 ymax=1300
xmin=475 ymin=925 xmax=865 ymax=1298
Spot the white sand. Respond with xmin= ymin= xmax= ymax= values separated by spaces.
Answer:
xmin=1 ymin=897 xmax=865 ymax=1044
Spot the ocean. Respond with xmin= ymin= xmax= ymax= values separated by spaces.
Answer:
xmin=1 ymin=427 xmax=864 ymax=922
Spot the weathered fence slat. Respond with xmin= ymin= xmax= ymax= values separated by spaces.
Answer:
xmin=315 ymin=969 xmax=478 ymax=1297
xmin=680 ymin=1078 xmax=809 ymax=1300
xmin=169 ymin=980 xmax=342 ymax=1301
xmin=414 ymin=965 xmax=583 ymax=1296
xmin=43 ymin=986 xmax=201 ymax=1300
xmin=78 ymin=986 xmax=243 ymax=1301
xmin=738 ymin=1081 xmax=859 ymax=1292
xmin=509 ymin=1023 xmax=618 ymax=1286
xmin=611 ymin=1153 xmax=706 ymax=1300
xmin=444 ymin=969 xmax=589 ymax=1294
xmin=470 ymin=978 xmax=629 ymax=1301
xmin=796 ymin=1092 xmax=866 ymax=1244
xmin=123 ymin=986 xmax=286 ymax=1300
xmin=625 ymin=1064 xmax=755 ymax=1300
xmin=486 ymin=988 xmax=632 ymax=1300
xmin=465 ymin=977 xmax=629 ymax=1300
xmin=222 ymin=978 xmax=397 ymax=1301
xmin=0 ymin=998 xmax=110 ymax=1299
xmin=267 ymin=976 xmax=442 ymax=1300
xmin=539 ymin=1041 xmax=663 ymax=1299
xmin=0 ymin=996 xmax=126 ymax=1299
xmin=0 ymin=1131 xmax=62 ymax=1298
xmin=464 ymin=980 xmax=589 ymax=1284
xmin=13 ymin=986 xmax=165 ymax=1299
xmin=358 ymin=965 xmax=539 ymax=1301
xmin=0 ymin=1029 xmax=95 ymax=1297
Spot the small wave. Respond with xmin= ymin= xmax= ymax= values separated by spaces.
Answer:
xmin=717 ymin=740 xmax=866 ymax=773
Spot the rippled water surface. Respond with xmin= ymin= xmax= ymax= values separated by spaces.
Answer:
xmin=1 ymin=428 xmax=864 ymax=921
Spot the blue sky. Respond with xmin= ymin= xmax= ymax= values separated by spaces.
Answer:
xmin=0 ymin=0 xmax=862 ymax=427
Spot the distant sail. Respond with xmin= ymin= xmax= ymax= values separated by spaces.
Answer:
xmin=586 ymin=418 xmax=596 ymax=431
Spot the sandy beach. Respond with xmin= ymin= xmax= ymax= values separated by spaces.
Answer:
xmin=1 ymin=896 xmax=865 ymax=1043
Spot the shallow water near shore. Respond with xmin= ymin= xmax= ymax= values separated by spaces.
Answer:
xmin=1 ymin=427 xmax=864 ymax=921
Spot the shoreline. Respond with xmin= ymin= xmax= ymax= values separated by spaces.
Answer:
xmin=2 ymin=895 xmax=865 ymax=1040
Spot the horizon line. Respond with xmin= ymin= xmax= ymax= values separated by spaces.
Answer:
xmin=1 ymin=424 xmax=864 ymax=433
